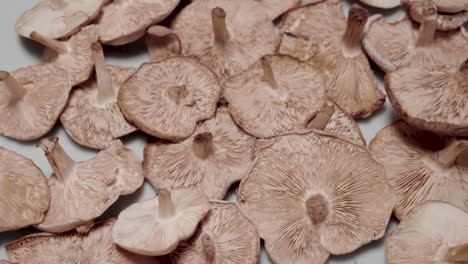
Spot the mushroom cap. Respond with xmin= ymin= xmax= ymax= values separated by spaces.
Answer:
xmin=16 ymin=0 xmax=106 ymax=39
xmin=369 ymin=121 xmax=468 ymax=220
xmin=254 ymin=0 xmax=301 ymax=19
xmin=0 ymin=147 xmax=50 ymax=232
xmin=112 ymin=188 xmax=211 ymax=256
xmin=146 ymin=26 xmax=182 ymax=62
xmin=171 ymin=0 xmax=278 ymax=80
xmin=359 ymin=0 xmax=401 ymax=8
xmin=238 ymin=129 xmax=394 ymax=264
xmin=224 ymin=54 xmax=327 ymax=138
xmin=408 ymin=0 xmax=468 ymax=31
xmin=61 ymin=65 xmax=137 ymax=149
xmin=433 ymin=0 xmax=468 ymax=13
xmin=0 ymin=64 xmax=71 ymax=141
xmin=96 ymin=0 xmax=180 ymax=45
xmin=118 ymin=57 xmax=222 ymax=141
xmin=143 ymin=106 xmax=255 ymax=199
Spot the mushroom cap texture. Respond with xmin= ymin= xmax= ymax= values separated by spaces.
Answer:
xmin=0 ymin=147 xmax=50 ymax=232
xmin=16 ymin=0 xmax=106 ymax=39
xmin=143 ymin=106 xmax=255 ymax=199
xmin=171 ymin=0 xmax=278 ymax=80
xmin=238 ymin=129 xmax=395 ymax=264
xmin=112 ymin=188 xmax=211 ymax=256
xmin=278 ymin=0 xmax=385 ymax=118
xmin=255 ymin=0 xmax=301 ymax=19
xmin=118 ymin=57 xmax=222 ymax=141
xmin=359 ymin=0 xmax=400 ymax=8
xmin=154 ymin=201 xmax=260 ymax=264
xmin=224 ymin=54 xmax=327 ymax=138
xmin=0 ymin=64 xmax=71 ymax=141
xmin=37 ymin=138 xmax=144 ymax=233
xmin=386 ymin=202 xmax=468 ymax=263
xmin=97 ymin=0 xmax=180 ymax=45
xmin=5 ymin=220 xmax=154 ymax=264
xmin=61 ymin=65 xmax=137 ymax=149
xmin=369 ymin=121 xmax=468 ymax=220
xmin=433 ymin=0 xmax=468 ymax=13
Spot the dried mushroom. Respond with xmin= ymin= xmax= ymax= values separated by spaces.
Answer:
xmin=254 ymin=0 xmax=301 ymax=20
xmin=224 ymin=54 xmax=327 ymax=138
xmin=146 ymin=26 xmax=182 ymax=62
xmin=143 ymin=106 xmax=255 ymax=199
xmin=359 ymin=0 xmax=401 ymax=8
xmin=432 ymin=0 xmax=467 ymax=13
xmin=61 ymin=43 xmax=137 ymax=149
xmin=112 ymin=188 xmax=210 ymax=256
xmin=369 ymin=121 xmax=468 ymax=220
xmin=278 ymin=2 xmax=385 ymax=118
xmin=238 ymin=129 xmax=394 ymax=264
xmin=0 ymin=147 xmax=49 ymax=232
xmin=118 ymin=57 xmax=222 ymax=141
xmin=36 ymin=137 xmax=144 ymax=233
xmin=409 ymin=0 xmax=468 ymax=31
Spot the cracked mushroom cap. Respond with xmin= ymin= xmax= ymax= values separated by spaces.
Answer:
xmin=118 ymin=57 xmax=222 ymax=141
xmin=224 ymin=54 xmax=327 ymax=138
xmin=36 ymin=137 xmax=144 ymax=233
xmin=146 ymin=25 xmax=182 ymax=62
xmin=408 ymin=0 xmax=468 ymax=31
xmin=386 ymin=202 xmax=468 ymax=263
xmin=0 ymin=64 xmax=71 ymax=140
xmin=238 ymin=129 xmax=395 ymax=264
xmin=0 ymin=147 xmax=49 ymax=232
xmin=143 ymin=106 xmax=255 ymax=200
xmin=112 ymin=188 xmax=210 ymax=256
xmin=278 ymin=2 xmax=385 ymax=118
xmin=369 ymin=121 xmax=468 ymax=220
xmin=171 ymin=0 xmax=278 ymax=80
xmin=5 ymin=220 xmax=154 ymax=264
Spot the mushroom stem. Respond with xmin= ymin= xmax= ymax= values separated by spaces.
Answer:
xmin=413 ymin=1 xmax=438 ymax=46
xmin=91 ymin=43 xmax=115 ymax=106
xmin=0 ymin=71 xmax=27 ymax=101
xmin=201 ymin=233 xmax=216 ymax=262
xmin=445 ymin=243 xmax=468 ymax=262
xmin=38 ymin=137 xmax=76 ymax=182
xmin=193 ymin=132 xmax=215 ymax=159
xmin=167 ymin=85 xmax=189 ymax=105
xmin=342 ymin=4 xmax=368 ymax=50
xmin=435 ymin=140 xmax=468 ymax=167
xmin=261 ymin=57 xmax=280 ymax=89
xmin=212 ymin=7 xmax=230 ymax=44
xmin=307 ymin=104 xmax=336 ymax=130
xmin=29 ymin=31 xmax=66 ymax=53
xmin=158 ymin=189 xmax=176 ymax=219
xmin=306 ymin=194 xmax=329 ymax=225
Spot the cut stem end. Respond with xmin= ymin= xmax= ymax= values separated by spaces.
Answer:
xmin=212 ymin=7 xmax=230 ymax=44
xmin=193 ymin=132 xmax=215 ymax=159
xmin=306 ymin=194 xmax=329 ymax=225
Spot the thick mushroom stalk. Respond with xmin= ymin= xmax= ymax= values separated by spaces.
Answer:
xmin=29 ymin=31 xmax=67 ymax=53
xmin=38 ymin=137 xmax=76 ymax=182
xmin=212 ymin=8 xmax=230 ymax=45
xmin=91 ymin=43 xmax=115 ymax=107
xmin=306 ymin=194 xmax=330 ymax=225
xmin=193 ymin=132 xmax=215 ymax=159
xmin=308 ymin=104 xmax=336 ymax=130
xmin=445 ymin=243 xmax=468 ymax=262
xmin=201 ymin=233 xmax=216 ymax=262
xmin=342 ymin=4 xmax=368 ymax=55
xmin=435 ymin=140 xmax=468 ymax=168
xmin=158 ymin=189 xmax=176 ymax=219
xmin=0 ymin=71 xmax=27 ymax=102
xmin=412 ymin=0 xmax=438 ymax=46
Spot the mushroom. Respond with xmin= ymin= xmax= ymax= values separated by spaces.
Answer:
xmin=238 ymin=129 xmax=395 ymax=264
xmin=60 ymin=43 xmax=137 ymax=149
xmin=96 ymin=0 xmax=180 ymax=46
xmin=143 ymin=106 xmax=255 ymax=199
xmin=0 ymin=147 xmax=50 ymax=232
xmin=16 ymin=0 xmax=106 ymax=39
xmin=155 ymin=201 xmax=260 ymax=264
xmin=223 ymin=54 xmax=327 ymax=138
xmin=278 ymin=2 xmax=385 ymax=118
xmin=118 ymin=57 xmax=222 ymax=141
xmin=359 ymin=0 xmax=401 ymax=8
xmin=145 ymin=25 xmax=182 ymax=62
xmin=5 ymin=220 xmax=154 ymax=264
xmin=171 ymin=0 xmax=278 ymax=80
xmin=0 ymin=64 xmax=71 ymax=140
xmin=408 ymin=0 xmax=468 ymax=31
xmin=369 ymin=121 xmax=468 ymax=220
xmin=431 ymin=0 xmax=467 ymax=13
xmin=386 ymin=202 xmax=468 ymax=263
xmin=254 ymin=0 xmax=301 ymax=20
xmin=36 ymin=137 xmax=144 ymax=233
xmin=112 ymin=188 xmax=210 ymax=256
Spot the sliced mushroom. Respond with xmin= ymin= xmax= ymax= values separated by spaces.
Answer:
xmin=36 ymin=137 xmax=144 ymax=233
xmin=224 ymin=54 xmax=327 ymax=138
xmin=143 ymin=106 xmax=255 ymax=199
xmin=278 ymin=2 xmax=385 ymax=118
xmin=409 ymin=0 xmax=468 ymax=31
xmin=0 ymin=64 xmax=71 ymax=140
xmin=146 ymin=25 xmax=182 ymax=62
xmin=112 ymin=188 xmax=210 ymax=256
xmin=238 ymin=129 xmax=395 ymax=264
xmin=118 ymin=57 xmax=222 ymax=141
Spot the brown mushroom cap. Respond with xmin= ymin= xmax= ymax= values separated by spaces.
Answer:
xmin=238 ymin=129 xmax=394 ymax=264
xmin=409 ymin=0 xmax=468 ymax=31
xmin=146 ymin=25 xmax=182 ymax=62
xmin=0 ymin=147 xmax=50 ymax=232
xmin=0 ymin=64 xmax=71 ymax=140
xmin=278 ymin=2 xmax=385 ymax=118
xmin=224 ymin=54 xmax=327 ymax=138
xmin=118 ymin=57 xmax=222 ymax=141
xmin=359 ymin=0 xmax=401 ymax=8
xmin=143 ymin=106 xmax=255 ymax=199
xmin=36 ymin=137 xmax=144 ymax=233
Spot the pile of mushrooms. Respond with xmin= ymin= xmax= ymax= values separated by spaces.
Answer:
xmin=0 ymin=0 xmax=467 ymax=263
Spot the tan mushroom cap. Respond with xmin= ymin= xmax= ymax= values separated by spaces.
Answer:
xmin=16 ymin=0 xmax=106 ymax=39
xmin=359 ymin=0 xmax=401 ymax=8
xmin=386 ymin=202 xmax=468 ymax=263
xmin=278 ymin=2 xmax=385 ymax=118
xmin=238 ymin=129 xmax=395 ymax=264
xmin=143 ymin=106 xmax=255 ymax=200
xmin=171 ymin=0 xmax=278 ymax=80
xmin=433 ymin=0 xmax=468 ymax=13
xmin=369 ymin=121 xmax=468 ymax=220
xmin=118 ymin=57 xmax=222 ymax=141
xmin=0 ymin=147 xmax=49 ymax=232
xmin=112 ymin=188 xmax=210 ymax=256
xmin=254 ymin=0 xmax=301 ymax=19
xmin=224 ymin=54 xmax=327 ymax=138
xmin=146 ymin=26 xmax=182 ymax=62
xmin=36 ymin=137 xmax=144 ymax=233
xmin=409 ymin=0 xmax=468 ymax=31
xmin=5 ymin=220 xmax=154 ymax=264
xmin=0 ymin=64 xmax=71 ymax=140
